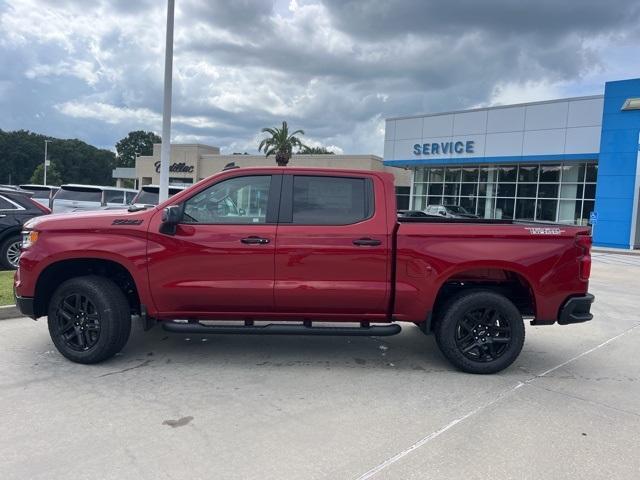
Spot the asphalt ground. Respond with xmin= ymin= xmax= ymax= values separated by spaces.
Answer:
xmin=1 ymin=253 xmax=639 ymax=480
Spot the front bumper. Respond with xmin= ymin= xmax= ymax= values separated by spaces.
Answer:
xmin=14 ymin=295 xmax=35 ymax=318
xmin=557 ymin=294 xmax=594 ymax=325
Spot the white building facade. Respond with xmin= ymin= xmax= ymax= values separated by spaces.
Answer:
xmin=384 ymin=78 xmax=640 ymax=249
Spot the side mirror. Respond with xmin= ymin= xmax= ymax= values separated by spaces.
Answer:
xmin=160 ymin=204 xmax=183 ymax=235
xmin=439 ymin=211 xmax=446 ymax=216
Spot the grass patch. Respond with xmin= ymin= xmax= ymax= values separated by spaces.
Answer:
xmin=0 ymin=270 xmax=15 ymax=306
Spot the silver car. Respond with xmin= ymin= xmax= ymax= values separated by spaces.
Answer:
xmin=52 ymin=185 xmax=137 ymax=213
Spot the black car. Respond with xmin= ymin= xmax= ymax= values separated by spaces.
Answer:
xmin=0 ymin=187 xmax=50 ymax=269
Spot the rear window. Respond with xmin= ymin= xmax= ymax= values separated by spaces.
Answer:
xmin=134 ymin=187 xmax=183 ymax=205
xmin=21 ymin=187 xmax=51 ymax=199
xmin=135 ymin=189 xmax=159 ymax=205
xmin=291 ymin=176 xmax=373 ymax=225
xmin=55 ymin=188 xmax=102 ymax=202
xmin=104 ymin=190 xmax=124 ymax=204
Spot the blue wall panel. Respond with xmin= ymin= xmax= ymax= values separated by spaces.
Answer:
xmin=593 ymin=78 xmax=640 ymax=249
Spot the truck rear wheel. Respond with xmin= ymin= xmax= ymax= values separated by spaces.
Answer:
xmin=434 ymin=290 xmax=525 ymax=374
xmin=47 ymin=275 xmax=131 ymax=364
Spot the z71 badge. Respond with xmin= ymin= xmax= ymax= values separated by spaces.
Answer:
xmin=112 ymin=219 xmax=144 ymax=225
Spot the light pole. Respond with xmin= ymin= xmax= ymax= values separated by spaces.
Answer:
xmin=159 ymin=0 xmax=175 ymax=203
xmin=43 ymin=140 xmax=52 ymax=185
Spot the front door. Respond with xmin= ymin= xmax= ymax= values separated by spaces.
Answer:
xmin=147 ymin=174 xmax=280 ymax=317
xmin=274 ymin=174 xmax=390 ymax=317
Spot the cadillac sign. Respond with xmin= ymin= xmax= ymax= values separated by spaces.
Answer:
xmin=154 ymin=161 xmax=195 ymax=174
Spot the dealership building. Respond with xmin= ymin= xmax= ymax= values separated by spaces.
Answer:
xmin=383 ymin=78 xmax=640 ymax=249
xmin=114 ymin=143 xmax=411 ymax=201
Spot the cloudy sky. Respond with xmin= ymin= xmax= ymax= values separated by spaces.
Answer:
xmin=1 ymin=0 xmax=639 ymax=155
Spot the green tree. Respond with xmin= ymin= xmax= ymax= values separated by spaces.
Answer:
xmin=30 ymin=163 xmax=63 ymax=185
xmin=115 ymin=130 xmax=161 ymax=168
xmin=0 ymin=130 xmax=116 ymax=186
xmin=258 ymin=121 xmax=305 ymax=167
xmin=299 ymin=146 xmax=334 ymax=154
xmin=0 ymin=129 xmax=47 ymax=185
xmin=47 ymin=139 xmax=116 ymax=185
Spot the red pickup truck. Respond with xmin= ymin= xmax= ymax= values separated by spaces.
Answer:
xmin=14 ymin=167 xmax=594 ymax=374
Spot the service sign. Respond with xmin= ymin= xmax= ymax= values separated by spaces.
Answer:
xmin=413 ymin=140 xmax=475 ymax=156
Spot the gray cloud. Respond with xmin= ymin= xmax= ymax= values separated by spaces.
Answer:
xmin=0 ymin=0 xmax=639 ymax=156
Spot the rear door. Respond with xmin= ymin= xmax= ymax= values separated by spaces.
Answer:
xmin=274 ymin=173 xmax=390 ymax=317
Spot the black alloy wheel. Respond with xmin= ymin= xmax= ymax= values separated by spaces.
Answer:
xmin=454 ymin=307 xmax=512 ymax=362
xmin=54 ymin=293 xmax=101 ymax=352
xmin=48 ymin=276 xmax=131 ymax=364
xmin=435 ymin=290 xmax=525 ymax=374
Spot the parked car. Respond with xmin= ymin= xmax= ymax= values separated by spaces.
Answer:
xmin=0 ymin=186 xmax=50 ymax=269
xmin=131 ymin=184 xmax=187 ymax=206
xmin=400 ymin=210 xmax=431 ymax=218
xmin=51 ymin=185 xmax=136 ymax=213
xmin=15 ymin=167 xmax=593 ymax=374
xmin=425 ymin=204 xmax=479 ymax=218
xmin=19 ymin=184 xmax=59 ymax=210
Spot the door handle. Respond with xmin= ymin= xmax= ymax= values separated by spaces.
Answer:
xmin=352 ymin=238 xmax=381 ymax=246
xmin=241 ymin=236 xmax=270 ymax=245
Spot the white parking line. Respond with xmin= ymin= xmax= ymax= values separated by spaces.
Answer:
xmin=354 ymin=323 xmax=640 ymax=480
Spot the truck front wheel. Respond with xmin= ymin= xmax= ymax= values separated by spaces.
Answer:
xmin=47 ymin=276 xmax=131 ymax=364
xmin=434 ymin=290 xmax=525 ymax=374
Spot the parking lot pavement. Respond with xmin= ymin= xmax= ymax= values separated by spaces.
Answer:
xmin=1 ymin=255 xmax=639 ymax=480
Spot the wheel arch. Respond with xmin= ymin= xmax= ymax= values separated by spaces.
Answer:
xmin=33 ymin=258 xmax=142 ymax=318
xmin=425 ymin=263 xmax=537 ymax=333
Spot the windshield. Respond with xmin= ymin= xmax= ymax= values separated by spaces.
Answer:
xmin=55 ymin=188 xmax=102 ymax=202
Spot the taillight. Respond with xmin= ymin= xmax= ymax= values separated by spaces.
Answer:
xmin=576 ymin=234 xmax=592 ymax=281
xmin=28 ymin=198 xmax=51 ymax=214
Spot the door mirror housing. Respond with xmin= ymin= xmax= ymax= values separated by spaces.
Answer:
xmin=160 ymin=204 xmax=184 ymax=235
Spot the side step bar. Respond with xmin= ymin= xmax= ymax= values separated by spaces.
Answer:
xmin=162 ymin=321 xmax=402 ymax=337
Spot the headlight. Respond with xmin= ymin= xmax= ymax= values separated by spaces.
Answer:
xmin=21 ymin=230 xmax=39 ymax=249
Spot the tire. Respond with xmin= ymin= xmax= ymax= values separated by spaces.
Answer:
xmin=434 ymin=290 xmax=525 ymax=374
xmin=0 ymin=235 xmax=21 ymax=270
xmin=47 ymin=275 xmax=131 ymax=364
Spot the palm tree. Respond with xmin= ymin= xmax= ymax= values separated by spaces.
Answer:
xmin=258 ymin=121 xmax=305 ymax=166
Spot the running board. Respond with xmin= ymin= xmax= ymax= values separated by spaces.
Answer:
xmin=162 ymin=321 xmax=401 ymax=336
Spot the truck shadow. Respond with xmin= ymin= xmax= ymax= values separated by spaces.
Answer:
xmin=119 ymin=321 xmax=454 ymax=374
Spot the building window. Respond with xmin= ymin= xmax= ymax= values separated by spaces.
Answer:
xmin=395 ymin=186 xmax=410 ymax=210
xmin=410 ymin=161 xmax=597 ymax=225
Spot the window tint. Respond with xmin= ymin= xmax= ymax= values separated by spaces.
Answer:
xmin=292 ymin=176 xmax=371 ymax=225
xmin=125 ymin=192 xmax=136 ymax=204
xmin=0 ymin=195 xmax=17 ymax=210
xmin=183 ymin=175 xmax=270 ymax=224
xmin=104 ymin=190 xmax=124 ymax=204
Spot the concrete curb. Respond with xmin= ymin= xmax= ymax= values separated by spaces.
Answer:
xmin=0 ymin=305 xmax=20 ymax=320
xmin=593 ymin=247 xmax=640 ymax=256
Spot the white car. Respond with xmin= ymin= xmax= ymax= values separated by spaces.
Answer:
xmin=52 ymin=185 xmax=137 ymax=213
xmin=424 ymin=204 xmax=479 ymax=219
xmin=19 ymin=184 xmax=59 ymax=210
